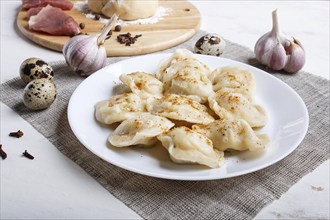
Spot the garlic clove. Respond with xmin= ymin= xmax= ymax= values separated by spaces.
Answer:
xmin=268 ymin=42 xmax=287 ymax=71
xmin=284 ymin=39 xmax=305 ymax=73
xmin=254 ymin=34 xmax=272 ymax=61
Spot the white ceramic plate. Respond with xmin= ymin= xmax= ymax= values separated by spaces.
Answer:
xmin=68 ymin=53 xmax=309 ymax=181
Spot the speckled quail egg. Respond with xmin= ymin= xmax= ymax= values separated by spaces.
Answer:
xmin=23 ymin=78 xmax=57 ymax=110
xmin=19 ymin=58 xmax=54 ymax=84
xmin=194 ymin=34 xmax=226 ymax=56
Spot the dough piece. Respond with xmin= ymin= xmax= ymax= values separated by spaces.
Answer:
xmin=209 ymin=88 xmax=267 ymax=128
xmin=193 ymin=118 xmax=270 ymax=151
xmin=156 ymin=49 xmax=213 ymax=103
xmin=209 ymin=88 xmax=267 ymax=127
xmin=156 ymin=49 xmax=211 ymax=81
xmin=208 ymin=66 xmax=256 ymax=98
xmin=88 ymin=0 xmax=109 ymax=14
xmin=101 ymin=0 xmax=159 ymax=20
xmin=157 ymin=126 xmax=224 ymax=168
xmin=208 ymin=88 xmax=267 ymax=128
xmin=146 ymin=94 xmax=215 ymax=125
xmin=95 ymin=93 xmax=146 ymax=124
xmin=163 ymin=60 xmax=214 ymax=103
xmin=119 ymin=72 xmax=163 ymax=99
xmin=109 ymin=114 xmax=174 ymax=147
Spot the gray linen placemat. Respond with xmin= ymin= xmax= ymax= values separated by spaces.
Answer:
xmin=1 ymin=31 xmax=329 ymax=220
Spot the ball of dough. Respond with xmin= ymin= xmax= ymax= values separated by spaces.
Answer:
xmin=101 ymin=0 xmax=159 ymax=21
xmin=88 ymin=0 xmax=109 ymax=14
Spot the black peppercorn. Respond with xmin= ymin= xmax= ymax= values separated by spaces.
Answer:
xmin=95 ymin=14 xmax=101 ymax=20
xmin=114 ymin=25 xmax=122 ymax=32
xmin=79 ymin=23 xmax=85 ymax=29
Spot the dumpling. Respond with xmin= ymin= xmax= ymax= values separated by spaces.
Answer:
xmin=95 ymin=93 xmax=146 ymax=124
xmin=157 ymin=126 xmax=224 ymax=168
xmin=193 ymin=118 xmax=270 ymax=151
xmin=156 ymin=49 xmax=213 ymax=103
xmin=119 ymin=72 xmax=163 ymax=99
xmin=146 ymin=94 xmax=215 ymax=125
xmin=156 ymin=48 xmax=211 ymax=80
xmin=208 ymin=66 xmax=256 ymax=98
xmin=163 ymin=61 xmax=214 ymax=103
xmin=208 ymin=88 xmax=267 ymax=127
xmin=109 ymin=114 xmax=174 ymax=147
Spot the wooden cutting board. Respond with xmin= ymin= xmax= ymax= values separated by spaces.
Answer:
xmin=16 ymin=0 xmax=201 ymax=57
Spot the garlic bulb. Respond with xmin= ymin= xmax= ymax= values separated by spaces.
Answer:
xmin=63 ymin=14 xmax=118 ymax=76
xmin=254 ymin=10 xmax=305 ymax=73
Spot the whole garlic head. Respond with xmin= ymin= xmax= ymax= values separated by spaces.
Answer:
xmin=63 ymin=14 xmax=118 ymax=76
xmin=63 ymin=35 xmax=107 ymax=76
xmin=254 ymin=10 xmax=305 ymax=73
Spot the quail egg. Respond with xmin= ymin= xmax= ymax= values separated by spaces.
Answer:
xmin=20 ymin=58 xmax=54 ymax=84
xmin=23 ymin=78 xmax=57 ymax=110
xmin=194 ymin=34 xmax=226 ymax=56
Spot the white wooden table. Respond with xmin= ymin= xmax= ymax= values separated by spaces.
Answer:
xmin=1 ymin=1 xmax=329 ymax=219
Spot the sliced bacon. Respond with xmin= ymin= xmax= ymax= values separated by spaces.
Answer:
xmin=26 ymin=7 xmax=44 ymax=20
xmin=22 ymin=0 xmax=73 ymax=10
xmin=29 ymin=5 xmax=80 ymax=36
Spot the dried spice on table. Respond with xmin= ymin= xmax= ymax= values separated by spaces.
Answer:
xmin=0 ymin=144 xmax=7 ymax=160
xmin=22 ymin=150 xmax=34 ymax=160
xmin=9 ymin=130 xmax=24 ymax=138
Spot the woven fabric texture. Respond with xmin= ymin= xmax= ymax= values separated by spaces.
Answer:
xmin=1 ymin=31 xmax=329 ymax=220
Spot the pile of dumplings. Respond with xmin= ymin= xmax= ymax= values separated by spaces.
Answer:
xmin=95 ymin=49 xmax=270 ymax=169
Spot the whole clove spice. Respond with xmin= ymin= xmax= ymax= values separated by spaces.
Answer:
xmin=22 ymin=150 xmax=34 ymax=160
xmin=117 ymin=32 xmax=142 ymax=46
xmin=0 ymin=144 xmax=7 ymax=160
xmin=9 ymin=130 xmax=24 ymax=138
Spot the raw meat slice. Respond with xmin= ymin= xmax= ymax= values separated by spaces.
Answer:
xmin=29 ymin=5 xmax=80 ymax=36
xmin=22 ymin=0 xmax=73 ymax=10
xmin=26 ymin=7 xmax=43 ymax=20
